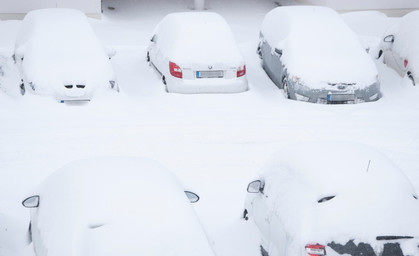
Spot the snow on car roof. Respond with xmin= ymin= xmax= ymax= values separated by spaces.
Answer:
xmin=261 ymin=6 xmax=378 ymax=88
xmin=385 ymin=10 xmax=419 ymax=74
xmin=15 ymin=9 xmax=114 ymax=91
xmin=154 ymin=12 xmax=243 ymax=66
xmin=260 ymin=142 xmax=419 ymax=245
xmin=34 ymin=157 xmax=214 ymax=256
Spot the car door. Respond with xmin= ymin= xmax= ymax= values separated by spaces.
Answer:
xmin=260 ymin=40 xmax=285 ymax=89
xmin=248 ymin=178 xmax=277 ymax=254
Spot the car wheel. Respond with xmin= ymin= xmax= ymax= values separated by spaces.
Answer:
xmin=28 ymin=222 xmax=32 ymax=243
xmin=282 ymin=77 xmax=290 ymax=99
xmin=146 ymin=51 xmax=150 ymax=62
xmin=260 ymin=245 xmax=269 ymax=256
xmin=20 ymin=83 xmax=25 ymax=95
xmin=257 ymin=45 xmax=262 ymax=59
xmin=242 ymin=209 xmax=249 ymax=221
xmin=407 ymin=71 xmax=416 ymax=86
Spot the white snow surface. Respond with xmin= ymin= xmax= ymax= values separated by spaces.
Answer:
xmin=261 ymin=6 xmax=378 ymax=88
xmin=153 ymin=12 xmax=244 ymax=66
xmin=15 ymin=9 xmax=115 ymax=98
xmin=383 ymin=11 xmax=419 ymax=75
xmin=30 ymin=157 xmax=215 ymax=256
xmin=0 ymin=1 xmax=419 ymax=256
xmin=259 ymin=142 xmax=419 ymax=245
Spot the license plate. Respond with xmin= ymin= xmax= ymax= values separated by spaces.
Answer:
xmin=327 ymin=93 xmax=355 ymax=102
xmin=196 ymin=70 xmax=224 ymax=79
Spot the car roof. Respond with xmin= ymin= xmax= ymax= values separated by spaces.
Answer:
xmin=153 ymin=12 xmax=243 ymax=65
xmin=15 ymin=8 xmax=114 ymax=89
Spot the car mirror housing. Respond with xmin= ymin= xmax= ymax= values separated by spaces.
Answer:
xmin=383 ymin=35 xmax=394 ymax=43
xmin=184 ymin=191 xmax=200 ymax=203
xmin=274 ymin=48 xmax=283 ymax=56
xmin=247 ymin=180 xmax=264 ymax=193
xmin=22 ymin=195 xmax=40 ymax=208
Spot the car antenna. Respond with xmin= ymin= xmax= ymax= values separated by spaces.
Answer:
xmin=366 ymin=160 xmax=371 ymax=172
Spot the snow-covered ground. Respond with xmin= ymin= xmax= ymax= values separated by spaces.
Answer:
xmin=1 ymin=1 xmax=419 ymax=256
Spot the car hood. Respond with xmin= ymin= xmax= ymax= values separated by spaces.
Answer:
xmin=79 ymin=219 xmax=215 ymax=256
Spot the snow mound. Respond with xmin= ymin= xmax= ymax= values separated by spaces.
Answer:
xmin=261 ymin=6 xmax=378 ymax=88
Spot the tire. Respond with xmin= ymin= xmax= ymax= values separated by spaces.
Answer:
xmin=20 ymin=83 xmax=25 ymax=96
xmin=407 ymin=71 xmax=416 ymax=86
xmin=162 ymin=76 xmax=169 ymax=92
xmin=260 ymin=245 xmax=269 ymax=256
xmin=242 ymin=209 xmax=249 ymax=221
xmin=282 ymin=77 xmax=290 ymax=99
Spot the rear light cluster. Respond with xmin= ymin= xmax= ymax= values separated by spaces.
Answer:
xmin=305 ymin=244 xmax=326 ymax=256
xmin=237 ymin=65 xmax=246 ymax=77
xmin=169 ymin=61 xmax=182 ymax=78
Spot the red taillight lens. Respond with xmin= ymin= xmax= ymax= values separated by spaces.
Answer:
xmin=237 ymin=65 xmax=246 ymax=77
xmin=169 ymin=61 xmax=182 ymax=78
xmin=305 ymin=244 xmax=326 ymax=256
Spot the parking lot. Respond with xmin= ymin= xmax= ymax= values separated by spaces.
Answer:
xmin=1 ymin=0 xmax=419 ymax=255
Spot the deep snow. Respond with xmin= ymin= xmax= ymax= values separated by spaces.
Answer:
xmin=0 ymin=1 xmax=419 ymax=256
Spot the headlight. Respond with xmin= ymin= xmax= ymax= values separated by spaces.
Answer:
xmin=295 ymin=93 xmax=309 ymax=102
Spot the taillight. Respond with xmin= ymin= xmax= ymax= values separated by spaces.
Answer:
xmin=305 ymin=244 xmax=326 ymax=256
xmin=169 ymin=61 xmax=182 ymax=78
xmin=237 ymin=65 xmax=246 ymax=77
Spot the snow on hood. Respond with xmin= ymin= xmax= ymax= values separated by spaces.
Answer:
xmin=259 ymin=142 xmax=419 ymax=246
xmin=15 ymin=9 xmax=115 ymax=96
xmin=30 ymin=157 xmax=215 ymax=256
xmin=153 ymin=12 xmax=244 ymax=67
xmin=385 ymin=11 xmax=419 ymax=75
xmin=261 ymin=6 xmax=378 ymax=88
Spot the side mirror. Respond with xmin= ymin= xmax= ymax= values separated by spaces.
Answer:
xmin=247 ymin=180 xmax=264 ymax=193
xmin=105 ymin=47 xmax=116 ymax=59
xmin=184 ymin=191 xmax=200 ymax=203
xmin=274 ymin=48 xmax=282 ymax=57
xmin=22 ymin=195 xmax=40 ymax=208
xmin=150 ymin=35 xmax=157 ymax=43
xmin=383 ymin=35 xmax=394 ymax=43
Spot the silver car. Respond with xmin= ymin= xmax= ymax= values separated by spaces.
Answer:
xmin=258 ymin=6 xmax=381 ymax=104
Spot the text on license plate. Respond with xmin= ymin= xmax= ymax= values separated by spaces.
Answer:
xmin=196 ymin=71 xmax=224 ymax=78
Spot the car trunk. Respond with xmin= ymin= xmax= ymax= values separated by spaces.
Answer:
xmin=326 ymin=236 xmax=419 ymax=256
xmin=181 ymin=63 xmax=238 ymax=80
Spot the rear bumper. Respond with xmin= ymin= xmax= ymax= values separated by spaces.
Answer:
xmin=167 ymin=76 xmax=248 ymax=94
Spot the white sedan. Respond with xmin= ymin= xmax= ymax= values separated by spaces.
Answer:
xmin=22 ymin=157 xmax=215 ymax=256
xmin=243 ymin=142 xmax=419 ymax=256
xmin=147 ymin=12 xmax=248 ymax=93
xmin=15 ymin=9 xmax=118 ymax=102
xmin=378 ymin=11 xmax=419 ymax=85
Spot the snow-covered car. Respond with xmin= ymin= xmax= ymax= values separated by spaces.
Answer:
xmin=14 ymin=9 xmax=118 ymax=102
xmin=147 ymin=12 xmax=248 ymax=93
xmin=22 ymin=157 xmax=215 ymax=256
xmin=377 ymin=11 xmax=419 ymax=85
xmin=243 ymin=142 xmax=419 ymax=256
xmin=258 ymin=6 xmax=381 ymax=103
